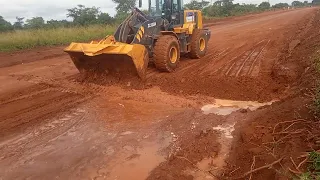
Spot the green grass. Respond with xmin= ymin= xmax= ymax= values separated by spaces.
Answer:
xmin=297 ymin=151 xmax=320 ymax=180
xmin=0 ymin=25 xmax=116 ymax=52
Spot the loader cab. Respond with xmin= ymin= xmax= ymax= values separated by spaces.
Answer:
xmin=145 ymin=0 xmax=184 ymax=26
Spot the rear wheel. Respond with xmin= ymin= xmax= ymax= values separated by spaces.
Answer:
xmin=153 ymin=35 xmax=180 ymax=72
xmin=189 ymin=29 xmax=208 ymax=59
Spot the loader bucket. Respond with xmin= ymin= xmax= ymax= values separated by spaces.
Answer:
xmin=64 ymin=36 xmax=149 ymax=79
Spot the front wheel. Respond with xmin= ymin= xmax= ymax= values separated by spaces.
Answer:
xmin=189 ymin=29 xmax=208 ymax=59
xmin=153 ymin=35 xmax=180 ymax=72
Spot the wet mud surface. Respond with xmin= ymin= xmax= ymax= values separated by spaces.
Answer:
xmin=0 ymin=8 xmax=319 ymax=180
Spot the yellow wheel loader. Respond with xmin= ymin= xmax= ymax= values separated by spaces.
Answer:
xmin=64 ymin=0 xmax=211 ymax=79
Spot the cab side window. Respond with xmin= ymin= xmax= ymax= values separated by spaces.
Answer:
xmin=172 ymin=0 xmax=178 ymax=11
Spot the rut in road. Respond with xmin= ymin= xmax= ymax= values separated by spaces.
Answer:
xmin=214 ymin=39 xmax=270 ymax=77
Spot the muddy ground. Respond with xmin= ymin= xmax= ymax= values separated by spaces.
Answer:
xmin=0 ymin=7 xmax=319 ymax=180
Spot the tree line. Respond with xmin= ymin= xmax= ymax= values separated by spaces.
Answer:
xmin=187 ymin=0 xmax=317 ymax=17
xmin=0 ymin=0 xmax=319 ymax=32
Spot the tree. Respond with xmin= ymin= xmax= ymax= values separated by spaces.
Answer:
xmin=25 ymin=17 xmax=45 ymax=29
xmin=185 ymin=0 xmax=210 ymax=10
xmin=203 ymin=5 xmax=224 ymax=16
xmin=231 ymin=3 xmax=258 ymax=16
xmin=114 ymin=12 xmax=130 ymax=23
xmin=221 ymin=0 xmax=234 ymax=16
xmin=272 ymin=3 xmax=289 ymax=8
xmin=0 ymin=16 xmax=13 ymax=32
xmin=214 ymin=1 xmax=223 ymax=6
xmin=13 ymin=17 xmax=24 ymax=29
xmin=112 ymin=0 xmax=136 ymax=14
xmin=67 ymin=5 xmax=100 ymax=25
xmin=292 ymin=1 xmax=305 ymax=7
xmin=97 ymin=13 xmax=114 ymax=24
xmin=47 ymin=19 xmax=71 ymax=28
xmin=258 ymin=2 xmax=270 ymax=10
xmin=312 ymin=0 xmax=320 ymax=4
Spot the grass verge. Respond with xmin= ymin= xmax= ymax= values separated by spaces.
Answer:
xmin=297 ymin=151 xmax=320 ymax=180
xmin=0 ymin=25 xmax=116 ymax=52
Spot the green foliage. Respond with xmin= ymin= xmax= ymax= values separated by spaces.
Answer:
xmin=203 ymin=5 xmax=225 ymax=17
xmin=67 ymin=5 xmax=101 ymax=25
xmin=185 ymin=0 xmax=210 ymax=10
xmin=230 ymin=4 xmax=258 ymax=16
xmin=259 ymin=2 xmax=271 ymax=10
xmin=0 ymin=25 xmax=115 ymax=52
xmin=114 ymin=12 xmax=130 ymax=23
xmin=13 ymin=17 xmax=24 ymax=30
xmin=112 ymin=0 xmax=136 ymax=14
xmin=65 ymin=5 xmax=115 ymax=26
xmin=97 ymin=13 xmax=114 ymax=25
xmin=0 ymin=16 xmax=13 ymax=32
xmin=203 ymin=1 xmax=260 ymax=18
xmin=309 ymin=151 xmax=320 ymax=171
xmin=297 ymin=152 xmax=320 ymax=180
xmin=298 ymin=172 xmax=312 ymax=180
xmin=25 ymin=17 xmax=45 ymax=29
xmin=46 ymin=20 xmax=72 ymax=28
xmin=313 ymin=0 xmax=320 ymax=5
xmin=292 ymin=1 xmax=305 ymax=7
xmin=272 ymin=3 xmax=290 ymax=8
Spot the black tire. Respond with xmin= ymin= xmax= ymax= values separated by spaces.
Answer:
xmin=189 ymin=29 xmax=208 ymax=59
xmin=153 ymin=35 xmax=180 ymax=72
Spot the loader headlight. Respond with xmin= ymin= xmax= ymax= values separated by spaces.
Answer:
xmin=171 ymin=15 xmax=176 ymax=20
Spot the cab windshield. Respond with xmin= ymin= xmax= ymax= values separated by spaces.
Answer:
xmin=149 ymin=0 xmax=163 ymax=16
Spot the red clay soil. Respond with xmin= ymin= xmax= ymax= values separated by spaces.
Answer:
xmin=67 ymin=8 xmax=317 ymax=102
xmin=0 ymin=8 xmax=319 ymax=180
xmin=146 ymin=8 xmax=320 ymax=180
xmin=223 ymin=9 xmax=320 ymax=180
xmin=145 ymin=110 xmax=225 ymax=180
xmin=0 ymin=9 xmax=316 ymax=102
xmin=0 ymin=46 xmax=65 ymax=68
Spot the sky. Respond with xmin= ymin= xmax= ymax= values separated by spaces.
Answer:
xmin=0 ymin=0 xmax=300 ymax=23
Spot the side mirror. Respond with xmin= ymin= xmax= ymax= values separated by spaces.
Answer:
xmin=139 ymin=0 xmax=142 ymax=7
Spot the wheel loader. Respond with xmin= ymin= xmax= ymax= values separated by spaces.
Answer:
xmin=64 ymin=0 xmax=211 ymax=79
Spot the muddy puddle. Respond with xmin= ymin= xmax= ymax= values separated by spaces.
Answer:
xmin=106 ymin=138 xmax=171 ymax=180
xmin=201 ymin=99 xmax=275 ymax=115
xmin=189 ymin=99 xmax=276 ymax=179
xmin=107 ymin=145 xmax=164 ymax=180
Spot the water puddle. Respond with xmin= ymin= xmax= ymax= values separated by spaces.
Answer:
xmin=106 ymin=138 xmax=171 ymax=180
xmin=212 ymin=123 xmax=235 ymax=139
xmin=191 ymin=99 xmax=277 ymax=178
xmin=107 ymin=145 xmax=164 ymax=180
xmin=201 ymin=99 xmax=275 ymax=115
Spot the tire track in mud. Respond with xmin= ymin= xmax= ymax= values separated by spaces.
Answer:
xmin=215 ymin=40 xmax=270 ymax=77
xmin=0 ymin=107 xmax=87 ymax=156
xmin=0 ymin=107 xmax=90 ymax=179
xmin=0 ymin=83 xmax=89 ymax=140
xmin=168 ymin=48 xmax=231 ymax=77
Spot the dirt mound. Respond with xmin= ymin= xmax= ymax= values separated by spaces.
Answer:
xmin=223 ymin=9 xmax=320 ymax=179
xmin=147 ymin=130 xmax=220 ymax=180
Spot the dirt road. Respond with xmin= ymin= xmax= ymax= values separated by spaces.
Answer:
xmin=0 ymin=8 xmax=319 ymax=180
